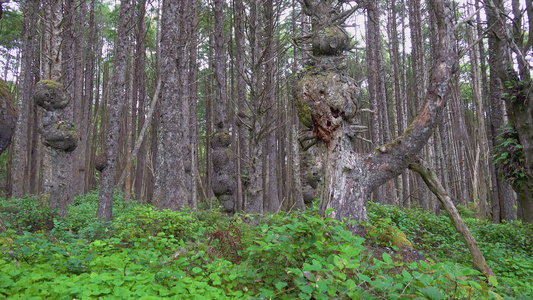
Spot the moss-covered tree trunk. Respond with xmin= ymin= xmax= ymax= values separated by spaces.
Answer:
xmin=297 ymin=0 xmax=457 ymax=233
xmin=0 ymin=79 xmax=16 ymax=155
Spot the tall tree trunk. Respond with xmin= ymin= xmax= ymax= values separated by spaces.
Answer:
xmin=263 ymin=0 xmax=280 ymax=213
xmin=97 ymin=0 xmax=132 ymax=220
xmin=188 ymin=0 xmax=199 ymax=210
xmin=234 ymin=0 xmax=248 ymax=212
xmin=11 ymin=0 xmax=38 ymax=198
xmin=485 ymin=0 xmax=517 ymax=222
xmin=155 ymin=0 xmax=192 ymax=210
xmin=211 ymin=0 xmax=236 ymax=212
xmin=133 ymin=0 xmax=147 ymax=200
xmin=245 ymin=0 xmax=265 ymax=214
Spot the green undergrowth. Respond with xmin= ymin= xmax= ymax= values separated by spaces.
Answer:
xmin=0 ymin=192 xmax=530 ymax=299
xmin=367 ymin=202 xmax=533 ymax=298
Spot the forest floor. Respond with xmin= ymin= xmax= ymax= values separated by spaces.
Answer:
xmin=0 ymin=191 xmax=532 ymax=299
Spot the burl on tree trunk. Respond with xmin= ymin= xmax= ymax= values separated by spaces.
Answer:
xmin=0 ymin=79 xmax=16 ymax=155
xmin=297 ymin=0 xmax=457 ymax=233
xmin=34 ymin=80 xmax=78 ymax=217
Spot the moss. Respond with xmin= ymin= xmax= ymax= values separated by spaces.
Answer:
xmin=38 ymin=80 xmax=63 ymax=89
xmin=58 ymin=121 xmax=77 ymax=135
xmin=0 ymin=79 xmax=11 ymax=98
xmin=296 ymin=96 xmax=314 ymax=128
xmin=323 ymin=26 xmax=346 ymax=38
xmin=377 ymin=226 xmax=413 ymax=249
xmin=375 ymin=119 xmax=416 ymax=152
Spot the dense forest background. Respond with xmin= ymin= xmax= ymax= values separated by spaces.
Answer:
xmin=0 ymin=0 xmax=532 ymax=223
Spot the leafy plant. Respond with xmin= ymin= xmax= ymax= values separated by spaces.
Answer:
xmin=0 ymin=195 xmax=57 ymax=233
xmin=0 ymin=194 xmax=530 ymax=299
xmin=493 ymin=124 xmax=528 ymax=187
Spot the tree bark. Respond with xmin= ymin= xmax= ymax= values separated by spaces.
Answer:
xmin=409 ymin=158 xmax=496 ymax=279
xmin=485 ymin=0 xmax=517 ymax=222
xmin=155 ymin=0 xmax=192 ymax=210
xmin=298 ymin=0 xmax=457 ymax=233
xmin=234 ymin=0 xmax=248 ymax=212
xmin=211 ymin=0 xmax=236 ymax=212
xmin=97 ymin=0 xmax=132 ymax=220
xmin=0 ymin=79 xmax=16 ymax=155
xmin=11 ymin=0 xmax=38 ymax=198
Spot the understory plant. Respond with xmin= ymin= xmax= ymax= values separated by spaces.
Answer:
xmin=0 ymin=193 xmax=530 ymax=299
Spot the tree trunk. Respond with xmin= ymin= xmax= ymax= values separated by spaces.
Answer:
xmin=11 ymin=0 xmax=38 ymax=198
xmin=155 ymin=0 xmax=192 ymax=210
xmin=485 ymin=0 xmax=517 ymax=223
xmin=0 ymin=79 xmax=16 ymax=156
xmin=97 ymin=0 xmax=132 ymax=220
xmin=298 ymin=0 xmax=456 ymax=233
xmin=234 ymin=0 xmax=248 ymax=212
xmin=210 ymin=0 xmax=235 ymax=212
xmin=263 ymin=0 xmax=280 ymax=213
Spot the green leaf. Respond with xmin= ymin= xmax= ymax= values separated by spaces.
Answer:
xmin=316 ymin=280 xmax=328 ymax=293
xmin=275 ymin=281 xmax=287 ymax=290
xmin=488 ymin=276 xmax=498 ymax=287
xmin=420 ymin=286 xmax=444 ymax=300
xmin=357 ymin=273 xmax=372 ymax=283
xmin=382 ymin=253 xmax=393 ymax=264
xmin=299 ymin=285 xmax=313 ymax=294
xmin=0 ymin=275 xmax=14 ymax=288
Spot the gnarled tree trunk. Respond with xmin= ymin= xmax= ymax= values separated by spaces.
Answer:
xmin=297 ymin=0 xmax=457 ymax=233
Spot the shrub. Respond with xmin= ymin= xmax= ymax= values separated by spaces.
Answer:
xmin=0 ymin=195 xmax=57 ymax=233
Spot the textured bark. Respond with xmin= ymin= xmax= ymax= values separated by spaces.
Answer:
xmin=188 ymin=0 xmax=198 ymax=209
xmin=245 ymin=1 xmax=265 ymax=214
xmin=11 ymin=0 xmax=38 ymax=198
xmin=263 ymin=0 xmax=280 ymax=213
xmin=97 ymin=0 xmax=132 ymax=220
xmin=211 ymin=0 xmax=236 ymax=212
xmin=409 ymin=158 xmax=496 ymax=279
xmin=0 ymin=79 xmax=16 ymax=155
xmin=234 ymin=0 xmax=247 ymax=212
xmin=34 ymin=81 xmax=78 ymax=217
xmin=298 ymin=0 xmax=456 ymax=232
xmin=81 ymin=0 xmax=96 ymax=194
xmin=133 ymin=0 xmax=147 ymax=200
xmin=485 ymin=0 xmax=519 ymax=222
xmin=155 ymin=0 xmax=192 ymax=210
